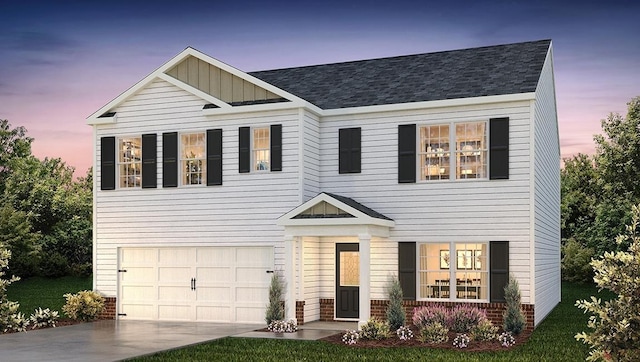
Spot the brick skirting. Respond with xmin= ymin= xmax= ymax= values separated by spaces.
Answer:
xmin=296 ymin=301 xmax=305 ymax=325
xmin=100 ymin=297 xmax=117 ymax=319
xmin=318 ymin=298 xmax=535 ymax=331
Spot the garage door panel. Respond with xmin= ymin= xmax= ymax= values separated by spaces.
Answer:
xmin=158 ymin=286 xmax=192 ymax=301
xmin=121 ymin=285 xmax=155 ymax=300
xmin=236 ymin=286 xmax=268 ymax=302
xmin=197 ymin=287 xmax=230 ymax=301
xmin=196 ymin=248 xmax=232 ymax=265
xmin=236 ymin=267 xmax=269 ymax=282
xmin=120 ymin=304 xmax=155 ymax=319
xmin=159 ymin=248 xmax=191 ymax=264
xmin=235 ymin=307 xmax=264 ymax=323
xmin=158 ymin=267 xmax=191 ymax=282
xmin=196 ymin=306 xmax=231 ymax=322
xmin=121 ymin=248 xmax=157 ymax=264
xmin=236 ymin=247 xmax=272 ymax=266
xmin=121 ymin=267 xmax=155 ymax=283
xmin=196 ymin=267 xmax=231 ymax=282
xmin=158 ymin=305 xmax=191 ymax=320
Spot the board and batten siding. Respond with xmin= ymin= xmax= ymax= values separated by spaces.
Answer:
xmin=93 ymin=79 xmax=302 ymax=297
xmin=317 ymin=102 xmax=534 ymax=303
xmin=532 ymin=47 xmax=561 ymax=326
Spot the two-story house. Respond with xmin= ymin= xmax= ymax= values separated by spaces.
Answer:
xmin=87 ymin=39 xmax=560 ymax=330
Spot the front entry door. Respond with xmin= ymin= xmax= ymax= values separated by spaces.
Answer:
xmin=336 ymin=243 xmax=359 ymax=319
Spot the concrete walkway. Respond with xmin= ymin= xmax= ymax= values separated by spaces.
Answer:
xmin=0 ymin=320 xmax=261 ymax=362
xmin=233 ymin=321 xmax=357 ymax=341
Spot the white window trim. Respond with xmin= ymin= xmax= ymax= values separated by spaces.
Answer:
xmin=417 ymin=120 xmax=489 ymax=182
xmin=251 ymin=126 xmax=270 ymax=172
xmin=416 ymin=241 xmax=490 ymax=302
xmin=179 ymin=131 xmax=206 ymax=187
xmin=117 ymin=135 xmax=142 ymax=189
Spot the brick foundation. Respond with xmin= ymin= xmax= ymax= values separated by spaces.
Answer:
xmin=296 ymin=300 xmax=305 ymax=325
xmin=319 ymin=298 xmax=535 ymax=331
xmin=100 ymin=297 xmax=117 ymax=319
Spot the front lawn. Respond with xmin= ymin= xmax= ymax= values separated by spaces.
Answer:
xmin=129 ymin=282 xmax=610 ymax=361
xmin=6 ymin=276 xmax=92 ymax=316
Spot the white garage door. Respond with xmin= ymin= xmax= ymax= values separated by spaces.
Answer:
xmin=118 ymin=247 xmax=273 ymax=323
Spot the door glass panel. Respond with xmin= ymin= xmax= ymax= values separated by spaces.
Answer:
xmin=339 ymin=251 xmax=359 ymax=286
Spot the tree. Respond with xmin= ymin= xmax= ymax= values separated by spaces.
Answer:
xmin=385 ymin=277 xmax=406 ymax=330
xmin=0 ymin=119 xmax=32 ymax=195
xmin=502 ymin=274 xmax=526 ymax=335
xmin=575 ymin=204 xmax=640 ymax=362
xmin=561 ymin=153 xmax=598 ymax=242
xmin=0 ymin=203 xmax=40 ymax=277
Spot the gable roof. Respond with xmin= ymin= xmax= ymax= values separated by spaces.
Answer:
xmin=249 ymin=39 xmax=551 ymax=109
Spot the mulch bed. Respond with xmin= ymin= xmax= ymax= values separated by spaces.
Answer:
xmin=319 ymin=328 xmax=532 ymax=352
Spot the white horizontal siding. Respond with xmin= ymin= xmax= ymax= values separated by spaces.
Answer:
xmin=533 ymin=48 xmax=561 ymax=325
xmin=302 ymin=111 xmax=321 ymax=202
xmin=318 ymin=101 xmax=534 ymax=302
xmin=94 ymin=79 xmax=301 ymax=296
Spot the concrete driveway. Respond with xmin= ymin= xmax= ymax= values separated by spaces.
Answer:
xmin=0 ymin=320 xmax=261 ymax=362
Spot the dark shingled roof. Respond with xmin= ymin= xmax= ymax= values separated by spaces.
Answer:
xmin=323 ymin=192 xmax=393 ymax=221
xmin=249 ymin=39 xmax=550 ymax=109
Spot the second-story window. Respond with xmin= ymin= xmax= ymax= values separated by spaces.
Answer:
xmin=253 ymin=127 xmax=270 ymax=171
xmin=181 ymin=132 xmax=206 ymax=185
xmin=118 ymin=137 xmax=141 ymax=188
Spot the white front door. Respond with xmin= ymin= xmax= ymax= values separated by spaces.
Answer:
xmin=118 ymin=246 xmax=273 ymax=323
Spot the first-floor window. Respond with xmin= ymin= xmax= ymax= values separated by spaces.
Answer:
xmin=180 ymin=132 xmax=206 ymax=185
xmin=118 ymin=136 xmax=141 ymax=188
xmin=418 ymin=242 xmax=488 ymax=300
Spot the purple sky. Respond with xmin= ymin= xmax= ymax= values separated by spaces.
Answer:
xmin=1 ymin=0 xmax=639 ymax=175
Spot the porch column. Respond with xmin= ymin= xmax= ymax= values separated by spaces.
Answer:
xmin=284 ymin=235 xmax=297 ymax=322
xmin=358 ymin=233 xmax=371 ymax=328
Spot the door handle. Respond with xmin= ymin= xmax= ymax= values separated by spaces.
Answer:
xmin=191 ymin=278 xmax=195 ymax=290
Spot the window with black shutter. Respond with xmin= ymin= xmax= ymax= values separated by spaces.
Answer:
xmin=239 ymin=127 xmax=250 ymax=173
xmin=141 ymin=134 xmax=157 ymax=188
xmin=339 ymin=127 xmax=361 ymax=174
xmin=162 ymin=132 xmax=178 ymax=188
xmin=100 ymin=137 xmax=115 ymax=190
xmin=271 ymin=124 xmax=282 ymax=172
xmin=490 ymin=117 xmax=509 ymax=179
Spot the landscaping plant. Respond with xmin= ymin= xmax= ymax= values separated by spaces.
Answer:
xmin=62 ymin=290 xmax=105 ymax=321
xmin=29 ymin=307 xmax=59 ymax=329
xmin=502 ymin=274 xmax=526 ymax=335
xmin=395 ymin=325 xmax=414 ymax=341
xmin=0 ymin=243 xmax=27 ymax=333
xmin=385 ymin=277 xmax=406 ymax=330
xmin=575 ymin=204 xmax=640 ymax=362
xmin=360 ymin=317 xmax=391 ymax=340
xmin=470 ymin=318 xmax=499 ymax=342
xmin=412 ymin=304 xmax=449 ymax=330
xmin=448 ymin=304 xmax=487 ymax=333
xmin=267 ymin=318 xmax=297 ymax=333
xmin=265 ymin=273 xmax=284 ymax=324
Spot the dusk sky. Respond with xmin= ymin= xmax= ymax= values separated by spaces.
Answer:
xmin=1 ymin=0 xmax=639 ymax=174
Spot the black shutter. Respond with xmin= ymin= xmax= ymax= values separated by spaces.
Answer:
xmin=162 ymin=132 xmax=178 ymax=188
xmin=239 ymin=127 xmax=250 ymax=173
xmin=490 ymin=241 xmax=509 ymax=302
xmin=490 ymin=117 xmax=509 ymax=179
xmin=339 ymin=127 xmax=361 ymax=174
xmin=207 ymin=129 xmax=223 ymax=186
xmin=398 ymin=124 xmax=416 ymax=183
xmin=398 ymin=242 xmax=416 ymax=300
xmin=100 ymin=137 xmax=116 ymax=190
xmin=271 ymin=124 xmax=282 ymax=171
xmin=141 ymin=134 xmax=157 ymax=188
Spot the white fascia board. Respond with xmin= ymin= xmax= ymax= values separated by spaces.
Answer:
xmin=201 ymin=99 xmax=308 ymax=116
xmin=86 ymin=47 xmax=198 ymax=123
xmin=87 ymin=113 xmax=117 ymax=125
xmin=320 ymin=93 xmax=536 ymax=117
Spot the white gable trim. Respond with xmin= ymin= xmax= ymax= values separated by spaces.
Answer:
xmin=86 ymin=47 xmax=318 ymax=124
xmin=277 ymin=193 xmax=395 ymax=228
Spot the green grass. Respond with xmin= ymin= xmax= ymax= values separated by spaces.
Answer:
xmin=129 ymin=282 xmax=612 ymax=362
xmin=6 ymin=276 xmax=92 ymax=316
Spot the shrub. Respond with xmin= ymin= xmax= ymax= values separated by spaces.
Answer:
xmin=471 ymin=318 xmax=498 ymax=341
xmin=360 ymin=317 xmax=391 ymax=340
xmin=385 ymin=277 xmax=406 ymax=330
xmin=0 ymin=244 xmax=24 ymax=333
xmin=412 ymin=304 xmax=448 ymax=330
xmin=575 ymin=204 xmax=640 ymax=362
xmin=396 ymin=325 xmax=414 ymax=341
xmin=448 ymin=304 xmax=487 ymax=333
xmin=342 ymin=329 xmax=360 ymax=345
xmin=418 ymin=321 xmax=449 ymax=344
xmin=265 ymin=273 xmax=284 ymax=325
xmin=503 ymin=274 xmax=526 ymax=335
xmin=29 ymin=307 xmax=59 ymax=329
xmin=39 ymin=252 xmax=69 ymax=278
xmin=267 ymin=318 xmax=297 ymax=333
xmin=453 ymin=333 xmax=470 ymax=348
xmin=4 ymin=311 xmax=29 ymax=332
xmin=62 ymin=290 xmax=105 ymax=321
xmin=561 ymin=238 xmax=595 ymax=283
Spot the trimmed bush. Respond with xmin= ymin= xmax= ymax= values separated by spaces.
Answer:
xmin=471 ymin=318 xmax=498 ymax=341
xmin=412 ymin=304 xmax=448 ymax=330
xmin=360 ymin=318 xmax=391 ymax=340
xmin=62 ymin=290 xmax=104 ymax=321
xmin=418 ymin=321 xmax=449 ymax=344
